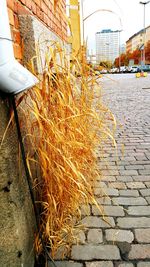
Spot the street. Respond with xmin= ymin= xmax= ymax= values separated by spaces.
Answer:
xmin=50 ymin=73 xmax=150 ymax=267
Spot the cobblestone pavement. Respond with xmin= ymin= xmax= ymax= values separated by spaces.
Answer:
xmin=49 ymin=74 xmax=150 ymax=267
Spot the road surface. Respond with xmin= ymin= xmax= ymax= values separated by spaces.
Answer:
xmin=49 ymin=73 xmax=150 ymax=267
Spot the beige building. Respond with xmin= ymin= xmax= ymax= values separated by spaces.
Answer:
xmin=126 ymin=25 xmax=150 ymax=53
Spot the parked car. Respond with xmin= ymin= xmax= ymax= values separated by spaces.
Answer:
xmin=130 ymin=66 xmax=140 ymax=73
xmin=100 ymin=69 xmax=107 ymax=74
xmin=130 ymin=65 xmax=150 ymax=73
xmin=126 ymin=66 xmax=133 ymax=73
xmin=120 ymin=66 xmax=127 ymax=73
xmin=140 ymin=65 xmax=150 ymax=72
xmin=122 ymin=66 xmax=133 ymax=73
xmin=110 ymin=68 xmax=119 ymax=73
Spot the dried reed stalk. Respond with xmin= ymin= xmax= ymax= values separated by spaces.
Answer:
xmin=17 ymin=43 xmax=116 ymax=258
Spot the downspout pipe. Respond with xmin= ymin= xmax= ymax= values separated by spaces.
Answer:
xmin=0 ymin=0 xmax=38 ymax=95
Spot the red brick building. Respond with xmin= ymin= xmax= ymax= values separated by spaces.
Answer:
xmin=7 ymin=0 xmax=67 ymax=61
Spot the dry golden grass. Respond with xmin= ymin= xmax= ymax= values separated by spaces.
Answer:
xmin=17 ymin=43 xmax=116 ymax=258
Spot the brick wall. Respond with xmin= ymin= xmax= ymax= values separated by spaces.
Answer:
xmin=7 ymin=0 xmax=67 ymax=60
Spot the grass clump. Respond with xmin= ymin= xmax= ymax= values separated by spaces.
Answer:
xmin=17 ymin=43 xmax=116 ymax=258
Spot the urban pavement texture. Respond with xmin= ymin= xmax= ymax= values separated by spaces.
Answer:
xmin=49 ymin=73 xmax=150 ymax=267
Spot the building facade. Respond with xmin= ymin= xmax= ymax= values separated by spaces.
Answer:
xmin=0 ymin=1 xmax=67 ymax=266
xmin=67 ymin=0 xmax=81 ymax=57
xmin=7 ymin=0 xmax=67 ymax=62
xmin=126 ymin=25 xmax=150 ymax=53
xmin=96 ymin=29 xmax=119 ymax=64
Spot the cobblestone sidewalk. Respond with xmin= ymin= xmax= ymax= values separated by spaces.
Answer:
xmin=49 ymin=74 xmax=150 ymax=267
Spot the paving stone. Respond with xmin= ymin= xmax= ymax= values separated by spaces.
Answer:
xmin=131 ymin=161 xmax=150 ymax=165
xmin=109 ymin=182 xmax=127 ymax=189
xmin=81 ymin=216 xmax=115 ymax=228
xmin=117 ymin=263 xmax=134 ymax=267
xmin=143 ymin=164 xmax=150 ymax=169
xmin=140 ymin=144 xmax=150 ymax=148
xmin=80 ymin=205 xmax=91 ymax=216
xmin=145 ymin=182 xmax=150 ymax=187
xmin=117 ymin=166 xmax=125 ymax=170
xmin=109 ymin=161 xmax=116 ymax=166
xmin=120 ymin=157 xmax=136 ymax=162
xmin=71 ymin=245 xmax=120 ymax=260
xmin=135 ymin=156 xmax=148 ymax=161
xmin=92 ymin=205 xmax=124 ymax=217
xmin=73 ymin=230 xmax=86 ymax=245
xmin=146 ymin=197 xmax=150 ymax=204
xmin=132 ymin=176 xmax=150 ymax=182
xmin=135 ymin=229 xmax=150 ymax=243
xmin=102 ymin=170 xmax=119 ymax=176
xmin=94 ymin=181 xmax=107 ymax=188
xmin=117 ymin=176 xmax=133 ymax=182
xmin=87 ymin=229 xmax=103 ymax=244
xmin=139 ymin=170 xmax=150 ymax=175
xmin=94 ymin=188 xmax=119 ymax=196
xmin=127 ymin=206 xmax=150 ymax=216
xmin=48 ymin=262 xmax=83 ymax=267
xmin=137 ymin=262 xmax=150 ymax=267
xmin=125 ymin=165 xmax=145 ymax=170
xmin=119 ymin=190 xmax=139 ymax=197
xmin=126 ymin=182 xmax=146 ymax=189
xmin=96 ymin=197 xmax=111 ymax=205
xmin=105 ymin=229 xmax=134 ymax=243
xmin=54 ymin=246 xmax=67 ymax=260
xmin=85 ymin=262 xmax=113 ymax=267
xmin=117 ymin=161 xmax=130 ymax=166
xmin=140 ymin=188 xmax=150 ymax=196
xmin=128 ymin=244 xmax=150 ymax=259
xmin=101 ymin=176 xmax=116 ymax=182
xmin=112 ymin=197 xmax=147 ymax=206
xmin=117 ymin=217 xmax=150 ymax=228
xmin=101 ymin=165 xmax=119 ymax=170
xmin=119 ymin=170 xmax=138 ymax=176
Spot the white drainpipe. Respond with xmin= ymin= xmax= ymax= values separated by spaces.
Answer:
xmin=0 ymin=0 xmax=38 ymax=94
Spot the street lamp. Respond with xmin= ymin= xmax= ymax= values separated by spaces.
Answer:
xmin=82 ymin=8 xmax=123 ymax=41
xmin=80 ymin=0 xmax=85 ymax=44
xmin=118 ymin=29 xmax=123 ymax=72
xmin=139 ymin=0 xmax=150 ymax=66
xmin=80 ymin=2 xmax=123 ymax=67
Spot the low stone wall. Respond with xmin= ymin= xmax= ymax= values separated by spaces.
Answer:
xmin=0 ymin=97 xmax=35 ymax=267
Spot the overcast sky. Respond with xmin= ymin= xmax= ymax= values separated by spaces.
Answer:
xmin=81 ymin=0 xmax=150 ymax=54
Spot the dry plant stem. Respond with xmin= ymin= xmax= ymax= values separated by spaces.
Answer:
xmin=17 ymin=44 xmax=116 ymax=258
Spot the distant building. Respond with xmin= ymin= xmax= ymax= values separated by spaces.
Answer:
xmin=96 ymin=29 xmax=120 ymax=64
xmin=126 ymin=25 xmax=150 ymax=53
xmin=126 ymin=38 xmax=132 ymax=53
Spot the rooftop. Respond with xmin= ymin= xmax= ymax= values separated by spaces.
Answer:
xmin=96 ymin=29 xmax=120 ymax=34
xmin=126 ymin=24 xmax=150 ymax=42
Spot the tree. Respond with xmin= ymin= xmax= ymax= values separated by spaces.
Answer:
xmin=130 ymin=49 xmax=141 ymax=64
xmin=145 ymin=41 xmax=150 ymax=63
xmin=114 ymin=53 xmax=129 ymax=67
xmin=114 ymin=49 xmax=141 ymax=67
